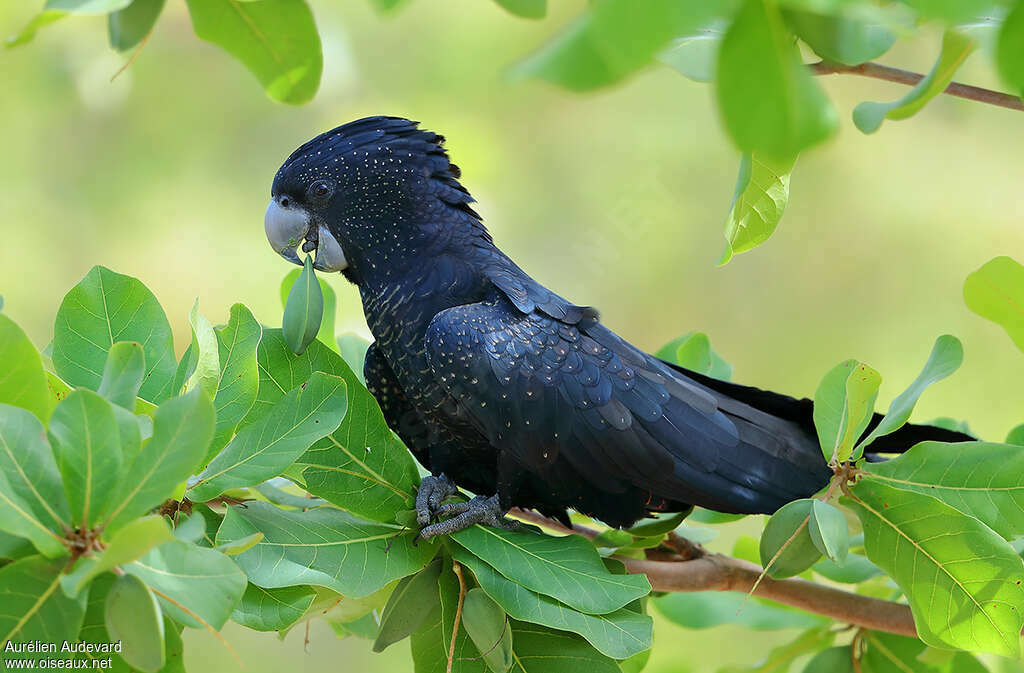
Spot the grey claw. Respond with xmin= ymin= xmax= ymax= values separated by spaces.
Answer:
xmin=415 ymin=474 xmax=459 ymax=527
xmin=417 ymin=495 xmax=516 ymax=540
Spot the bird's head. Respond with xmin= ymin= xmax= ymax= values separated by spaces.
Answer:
xmin=265 ymin=116 xmax=482 ymax=283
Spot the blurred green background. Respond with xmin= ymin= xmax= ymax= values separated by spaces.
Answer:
xmin=3 ymin=1 xmax=1024 ymax=671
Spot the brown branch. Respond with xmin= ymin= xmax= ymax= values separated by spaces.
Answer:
xmin=619 ymin=554 xmax=918 ymax=638
xmin=447 ymin=561 xmax=467 ymax=673
xmin=810 ymin=61 xmax=1024 ymax=112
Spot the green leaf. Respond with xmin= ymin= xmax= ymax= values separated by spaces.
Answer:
xmin=654 ymin=333 xmax=733 ymax=380
xmin=216 ymin=531 xmax=264 ymax=555
xmin=902 ymin=0 xmax=998 ymax=24
xmin=686 ymin=507 xmax=745 ymax=524
xmin=0 ymin=555 xmax=86 ymax=646
xmin=512 ymin=0 xmax=729 ymax=91
xmin=844 ymin=479 xmax=1024 ymax=656
xmin=373 ymin=561 xmax=443 ymax=652
xmin=658 ymin=19 xmax=726 ymax=82
xmin=854 ymin=30 xmax=975 ymax=134
xmin=5 ymin=10 xmax=66 ymax=49
xmin=1007 ymin=423 xmax=1024 ymax=446
xmin=104 ymin=388 xmax=215 ymax=533
xmin=188 ymin=371 xmax=347 ymax=501
xmin=998 ymin=0 xmax=1024 ymax=96
xmin=231 ymin=583 xmax=316 ymax=631
xmin=861 ymin=441 xmax=1024 ymax=540
xmin=859 ymin=631 xmax=930 ymax=673
xmin=184 ymin=0 xmax=322 ymax=104
xmin=108 ymin=0 xmax=165 ymax=51
xmin=336 ymin=332 xmax=370 ymax=383
xmin=854 ymin=335 xmax=963 ymax=457
xmin=208 ymin=304 xmax=262 ymax=460
xmin=717 ymin=0 xmax=837 ymax=161
xmin=61 ymin=516 xmax=174 ymax=597
xmin=367 ymin=0 xmax=411 ymax=14
xmin=813 ymin=359 xmax=881 ymax=464
xmin=802 ymin=646 xmax=853 ymax=673
xmin=456 ymin=549 xmax=653 ymax=659
xmin=98 ymin=341 xmax=146 ymax=410
xmin=813 ymin=552 xmax=880 ymax=583
xmin=216 ymin=501 xmax=434 ymax=596
xmin=493 ymin=0 xmax=545 ymax=19
xmin=282 ymin=255 xmax=325 ymax=356
xmin=759 ymin=498 xmax=822 ymax=578
xmin=508 ymin=621 xmax=620 ymax=673
xmin=0 ymin=531 xmax=35 ymax=561
xmin=411 ymin=562 xmax=484 ymax=673
xmin=964 ymin=255 xmax=1024 ymax=353
xmin=253 ymin=330 xmax=418 ymax=522
xmin=808 ymin=500 xmax=848 ymax=565
xmin=0 ymin=405 xmax=69 ymax=557
xmin=0 ymin=313 xmax=50 ymax=421
xmin=253 ymin=481 xmax=326 ymax=509
xmin=717 ymin=152 xmax=796 ymax=265
xmin=125 ymin=539 xmax=247 ymax=630
xmin=624 ymin=511 xmax=689 ymax=538
xmin=787 ymin=7 xmax=898 ymax=66
xmin=462 ymin=588 xmax=513 ymax=673
xmin=452 ymin=526 xmax=650 ymax=614
xmin=655 ymin=590 xmax=824 ymax=631
xmin=185 ymin=299 xmax=220 ymax=398
xmin=53 ymin=266 xmax=176 ymax=404
xmin=281 ymin=268 xmax=337 ymax=353
xmin=48 ymin=390 xmax=123 ymax=528
xmin=105 ymin=573 xmax=166 ymax=673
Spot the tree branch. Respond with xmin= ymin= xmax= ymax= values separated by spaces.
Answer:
xmin=810 ymin=61 xmax=1024 ymax=112
xmin=619 ymin=554 xmax=919 ymax=638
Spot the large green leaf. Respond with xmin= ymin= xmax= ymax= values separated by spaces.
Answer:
xmin=462 ymin=588 xmax=513 ymax=673
xmin=0 ymin=556 xmax=86 ymax=646
xmin=252 ymin=330 xmax=418 ymax=522
xmin=48 ymin=390 xmax=123 ymax=528
xmin=108 ymin=0 xmax=166 ymax=52
xmin=125 ymin=539 xmax=247 ymax=630
xmin=61 ymin=516 xmax=174 ymax=597
xmin=184 ymin=0 xmax=322 ymax=105
xmin=53 ymin=266 xmax=175 ymax=404
xmin=104 ymin=573 xmax=166 ymax=673
xmin=185 ymin=299 xmax=220 ymax=398
xmin=512 ymin=0 xmax=729 ymax=91
xmin=658 ymin=19 xmax=726 ymax=83
xmin=902 ymin=0 xmax=997 ymax=24
xmin=5 ymin=10 xmax=66 ymax=49
xmin=188 ymin=371 xmax=347 ymax=501
xmin=281 ymin=267 xmax=337 ymax=353
xmin=216 ymin=501 xmax=434 ymax=597
xmin=854 ymin=30 xmax=975 ymax=134
xmin=373 ymin=561 xmax=443 ymax=652
xmin=104 ymin=389 xmax=215 ymax=533
xmin=998 ymin=0 xmax=1024 ymax=96
xmin=0 ymin=405 xmax=69 ymax=557
xmin=717 ymin=152 xmax=795 ymax=265
xmin=862 ymin=441 xmax=1024 ymax=540
xmin=787 ymin=6 xmax=898 ymax=66
xmin=759 ymin=498 xmax=822 ymax=578
xmin=654 ymin=333 xmax=732 ymax=380
xmin=654 ymin=590 xmax=824 ymax=631
xmin=452 ymin=527 xmax=650 ymax=614
xmin=964 ymin=256 xmax=1024 ymax=353
xmin=0 ymin=313 xmax=49 ymax=421
xmin=717 ymin=0 xmax=836 ymax=161
xmin=844 ymin=479 xmax=1024 ymax=656
xmin=507 ymin=621 xmax=620 ymax=673
xmin=208 ymin=304 xmax=262 ymax=457
xmin=813 ymin=359 xmax=881 ymax=464
xmin=853 ymin=335 xmax=962 ymax=457
xmin=456 ymin=549 xmax=652 ymax=659
xmin=98 ymin=341 xmax=146 ymax=411
xmin=411 ymin=562 xmax=485 ymax=673
xmin=230 ymin=583 xmax=317 ymax=632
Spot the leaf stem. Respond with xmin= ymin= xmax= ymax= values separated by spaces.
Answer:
xmin=810 ymin=61 xmax=1024 ymax=112
xmin=447 ymin=560 xmax=467 ymax=673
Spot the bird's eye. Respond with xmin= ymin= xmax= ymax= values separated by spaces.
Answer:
xmin=310 ymin=180 xmax=333 ymax=199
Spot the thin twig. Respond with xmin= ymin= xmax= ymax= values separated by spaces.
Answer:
xmin=447 ymin=561 xmax=468 ymax=673
xmin=111 ymin=31 xmax=152 ymax=83
xmin=507 ymin=507 xmax=601 ymax=539
xmin=810 ymin=60 xmax=1024 ymax=112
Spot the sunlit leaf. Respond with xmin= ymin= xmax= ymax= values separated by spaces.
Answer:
xmin=964 ymin=255 xmax=1024 ymax=353
xmin=185 ymin=299 xmax=220 ymax=398
xmin=208 ymin=303 xmax=262 ymax=460
xmin=5 ymin=10 xmax=66 ymax=49
xmin=184 ymin=0 xmax=322 ymax=104
xmin=998 ymin=0 xmax=1024 ymax=96
xmin=0 ymin=314 xmax=49 ymax=421
xmin=53 ymin=266 xmax=176 ymax=404
xmin=813 ymin=359 xmax=881 ymax=464
xmin=845 ymin=479 xmax=1024 ymax=656
xmin=658 ymin=19 xmax=726 ymax=82
xmin=655 ymin=333 xmax=733 ymax=380
xmin=854 ymin=30 xmax=975 ymax=134
xmin=717 ymin=0 xmax=837 ymax=161
xmin=717 ymin=152 xmax=795 ymax=265
xmin=493 ymin=0 xmax=545 ymax=19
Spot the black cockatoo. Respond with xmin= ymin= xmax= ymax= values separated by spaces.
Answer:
xmin=264 ymin=116 xmax=969 ymax=538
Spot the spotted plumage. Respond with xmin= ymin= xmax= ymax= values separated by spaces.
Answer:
xmin=267 ymin=116 xmax=972 ymax=531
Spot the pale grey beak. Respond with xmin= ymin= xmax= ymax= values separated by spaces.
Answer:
xmin=312 ymin=224 xmax=348 ymax=272
xmin=264 ymin=197 xmax=310 ymax=266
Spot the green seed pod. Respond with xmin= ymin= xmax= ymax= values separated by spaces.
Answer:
xmin=282 ymin=254 xmax=324 ymax=355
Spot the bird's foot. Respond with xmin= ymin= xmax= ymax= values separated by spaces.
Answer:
xmin=417 ymin=494 xmax=520 ymax=541
xmin=415 ymin=473 xmax=460 ymax=528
